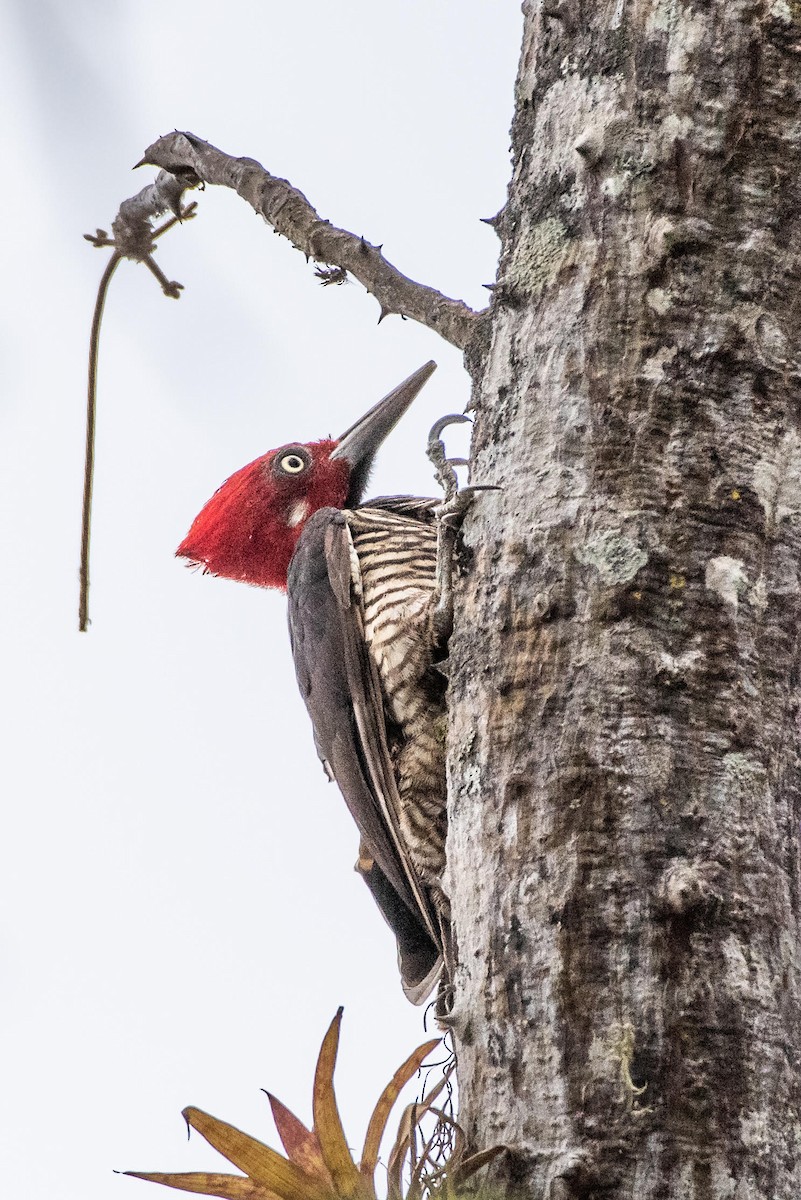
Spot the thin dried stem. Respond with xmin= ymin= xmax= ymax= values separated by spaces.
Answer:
xmin=79 ymin=201 xmax=197 ymax=630
xmin=79 ymin=250 xmax=122 ymax=632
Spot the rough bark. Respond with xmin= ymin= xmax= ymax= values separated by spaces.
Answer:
xmin=448 ymin=2 xmax=801 ymax=1197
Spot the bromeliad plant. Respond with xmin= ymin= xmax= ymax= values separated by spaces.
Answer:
xmin=124 ymin=1010 xmax=501 ymax=1200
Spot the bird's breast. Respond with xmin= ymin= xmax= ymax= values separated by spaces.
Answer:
xmin=346 ymin=507 xmax=440 ymax=728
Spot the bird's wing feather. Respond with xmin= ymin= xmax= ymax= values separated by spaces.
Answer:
xmin=287 ymin=507 xmax=441 ymax=999
xmin=360 ymin=494 xmax=439 ymax=519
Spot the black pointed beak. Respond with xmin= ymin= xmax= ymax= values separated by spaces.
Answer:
xmin=331 ymin=361 xmax=437 ymax=504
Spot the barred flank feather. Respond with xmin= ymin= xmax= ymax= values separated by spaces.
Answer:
xmin=348 ymin=505 xmax=447 ymax=888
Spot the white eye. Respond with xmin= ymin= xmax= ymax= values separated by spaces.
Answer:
xmin=279 ymin=453 xmax=307 ymax=474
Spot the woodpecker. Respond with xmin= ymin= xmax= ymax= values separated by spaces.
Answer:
xmin=177 ymin=362 xmax=466 ymax=1004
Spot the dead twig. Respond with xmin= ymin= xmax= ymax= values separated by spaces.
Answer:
xmin=136 ymin=131 xmax=486 ymax=352
xmin=79 ymin=198 xmax=197 ymax=630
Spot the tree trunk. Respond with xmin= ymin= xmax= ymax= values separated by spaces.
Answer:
xmin=448 ymin=2 xmax=801 ymax=1196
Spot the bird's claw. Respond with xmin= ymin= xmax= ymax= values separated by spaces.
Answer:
xmin=427 ymin=414 xmax=499 ymax=652
xmin=429 ymin=487 xmax=485 ymax=652
xmin=427 ymin=413 xmax=471 ymax=503
xmin=434 ymin=486 xmax=485 ymax=530
xmin=428 ymin=412 xmax=471 ymax=443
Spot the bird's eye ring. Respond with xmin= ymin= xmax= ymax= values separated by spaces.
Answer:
xmin=275 ymin=448 xmax=310 ymax=475
xmin=281 ymin=454 xmax=305 ymax=473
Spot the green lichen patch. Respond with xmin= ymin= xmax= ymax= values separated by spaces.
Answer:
xmin=576 ymin=529 xmax=649 ymax=586
xmin=504 ymin=216 xmax=569 ymax=296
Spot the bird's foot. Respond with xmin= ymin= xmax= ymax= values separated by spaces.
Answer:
xmin=427 ymin=412 xmax=497 ymax=516
xmin=434 ymin=485 xmax=485 ymax=529
xmin=426 ymin=414 xmax=498 ymax=651
xmin=427 ymin=413 xmax=471 ymax=502
xmin=429 ymin=489 xmax=482 ymax=652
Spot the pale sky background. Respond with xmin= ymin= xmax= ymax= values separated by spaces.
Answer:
xmin=1 ymin=3 xmax=521 ymax=1197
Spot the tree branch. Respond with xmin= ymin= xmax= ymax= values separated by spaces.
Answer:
xmin=136 ymin=131 xmax=486 ymax=352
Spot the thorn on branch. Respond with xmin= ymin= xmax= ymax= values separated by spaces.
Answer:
xmin=151 ymin=200 xmax=198 ymax=241
xmin=574 ymin=127 xmax=604 ymax=167
xmin=483 ymin=279 xmax=520 ymax=309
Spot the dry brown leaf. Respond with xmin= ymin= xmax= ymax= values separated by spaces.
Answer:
xmin=360 ymin=1038 xmax=440 ymax=1179
xmin=124 ymin=1172 xmax=276 ymax=1200
xmin=183 ymin=1107 xmax=332 ymax=1200
xmin=312 ymin=1010 xmax=371 ymax=1200
xmin=451 ymin=1144 xmax=507 ymax=1185
xmin=265 ymin=1094 xmax=331 ymax=1185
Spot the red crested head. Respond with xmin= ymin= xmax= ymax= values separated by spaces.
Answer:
xmin=177 ymin=361 xmax=437 ymax=591
xmin=177 ymin=439 xmax=348 ymax=590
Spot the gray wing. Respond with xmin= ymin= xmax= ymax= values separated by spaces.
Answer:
xmin=287 ymin=506 xmax=441 ymax=1002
